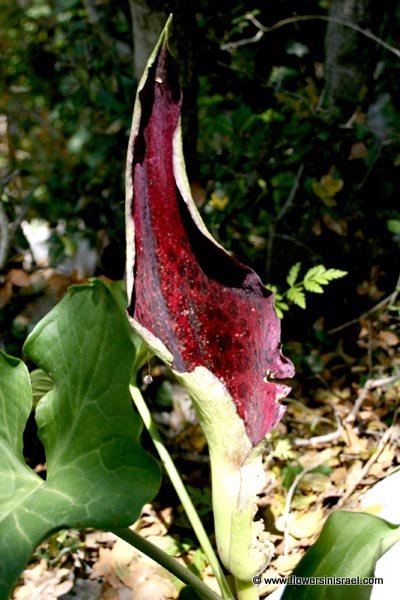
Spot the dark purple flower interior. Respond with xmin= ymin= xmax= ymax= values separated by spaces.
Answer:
xmin=127 ymin=43 xmax=294 ymax=445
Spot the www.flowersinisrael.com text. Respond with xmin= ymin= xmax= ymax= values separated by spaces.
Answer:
xmin=252 ymin=575 xmax=383 ymax=586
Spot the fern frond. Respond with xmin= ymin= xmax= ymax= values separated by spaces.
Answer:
xmin=287 ymin=262 xmax=301 ymax=287
xmin=303 ymin=280 xmax=324 ymax=293
xmin=287 ymin=286 xmax=306 ymax=309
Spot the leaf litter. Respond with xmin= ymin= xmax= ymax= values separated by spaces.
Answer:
xmin=11 ymin=297 xmax=400 ymax=599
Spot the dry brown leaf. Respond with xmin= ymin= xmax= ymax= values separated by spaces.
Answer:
xmin=91 ymin=535 xmax=178 ymax=600
xmin=322 ymin=212 xmax=347 ymax=236
xmin=348 ymin=142 xmax=368 ymax=160
xmin=330 ymin=466 xmax=348 ymax=488
xmin=13 ymin=560 xmax=73 ymax=599
xmin=7 ymin=269 xmax=32 ymax=287
xmin=134 ymin=504 xmax=173 ymax=538
xmin=300 ymin=447 xmax=341 ymax=469
xmin=312 ymin=219 xmax=322 ymax=236
xmin=291 ymin=493 xmax=318 ymax=510
xmin=175 ymin=424 xmax=207 ymax=452
xmin=0 ymin=281 xmax=12 ymax=308
xmin=123 ymin=564 xmax=177 ymax=600
xmin=370 ymin=444 xmax=396 ymax=474
xmin=110 ymin=538 xmax=137 ymax=566
xmin=298 ymin=472 xmax=331 ymax=493
xmin=85 ymin=531 xmax=117 ymax=549
xmin=90 ymin=547 xmax=124 ymax=589
xmin=343 ymin=423 xmax=369 ymax=455
xmin=275 ymin=552 xmax=303 ymax=574
xmin=287 ymin=508 xmax=324 ymax=539
xmin=378 ymin=330 xmax=399 ymax=348
xmin=344 ymin=460 xmax=364 ymax=493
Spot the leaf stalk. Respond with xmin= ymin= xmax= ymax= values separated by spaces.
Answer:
xmin=113 ymin=527 xmax=222 ymax=600
xmin=129 ymin=383 xmax=234 ymax=600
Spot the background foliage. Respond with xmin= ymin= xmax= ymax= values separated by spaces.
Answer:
xmin=1 ymin=0 xmax=399 ymax=348
xmin=1 ymin=1 xmax=399 ymax=598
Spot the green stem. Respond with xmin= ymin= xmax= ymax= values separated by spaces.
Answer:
xmin=112 ymin=527 xmax=222 ymax=600
xmin=235 ymin=578 xmax=259 ymax=600
xmin=129 ymin=383 xmax=234 ymax=600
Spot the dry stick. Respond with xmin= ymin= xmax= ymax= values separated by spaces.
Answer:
xmin=0 ymin=202 xmax=9 ymax=271
xmin=345 ymin=374 xmax=400 ymax=423
xmin=328 ymin=275 xmax=400 ymax=335
xmin=265 ymin=163 xmax=304 ymax=282
xmin=276 ymin=164 xmax=305 ymax=223
xmin=389 ymin=273 xmax=400 ymax=309
xmin=294 ymin=409 xmax=342 ymax=447
xmin=222 ymin=13 xmax=400 ymax=59
xmin=336 ymin=409 xmax=399 ymax=509
xmin=294 ymin=375 xmax=400 ymax=446
xmin=282 ymin=462 xmax=324 ymax=555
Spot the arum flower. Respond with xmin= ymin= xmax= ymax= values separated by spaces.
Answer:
xmin=125 ymin=18 xmax=294 ymax=585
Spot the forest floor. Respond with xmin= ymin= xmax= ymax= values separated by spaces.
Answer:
xmin=4 ymin=267 xmax=400 ymax=600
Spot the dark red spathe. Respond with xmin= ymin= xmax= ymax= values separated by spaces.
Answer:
xmin=127 ymin=44 xmax=294 ymax=445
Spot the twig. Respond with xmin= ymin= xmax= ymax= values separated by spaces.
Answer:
xmin=345 ymin=374 xmax=400 ymax=423
xmin=327 ymin=289 xmax=398 ymax=335
xmin=336 ymin=409 xmax=399 ymax=508
xmin=0 ymin=169 xmax=19 ymax=191
xmin=389 ymin=273 xmax=400 ymax=310
xmin=266 ymin=163 xmax=304 ymax=281
xmin=277 ymin=164 xmax=304 ymax=223
xmin=222 ymin=13 xmax=400 ymax=59
xmin=282 ymin=462 xmax=324 ymax=555
xmin=0 ymin=202 xmax=9 ymax=271
xmin=275 ymin=233 xmax=316 ymax=256
xmin=221 ymin=29 xmax=264 ymax=50
xmin=294 ymin=428 xmax=342 ymax=447
xmin=294 ymin=408 xmax=342 ymax=447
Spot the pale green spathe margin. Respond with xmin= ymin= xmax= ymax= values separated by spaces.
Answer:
xmin=175 ymin=367 xmax=274 ymax=582
xmin=125 ymin=14 xmax=173 ymax=323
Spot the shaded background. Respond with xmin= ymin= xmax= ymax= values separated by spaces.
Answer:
xmin=1 ymin=0 xmax=399 ymax=356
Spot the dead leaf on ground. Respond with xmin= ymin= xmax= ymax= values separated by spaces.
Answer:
xmin=274 ymin=552 xmax=303 ymax=574
xmin=133 ymin=504 xmax=173 ymax=538
xmin=13 ymin=560 xmax=73 ymax=599
xmin=287 ymin=507 xmax=324 ymax=539
xmin=90 ymin=535 xmax=178 ymax=600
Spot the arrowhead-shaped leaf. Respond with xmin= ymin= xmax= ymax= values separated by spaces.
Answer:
xmin=0 ymin=280 xmax=160 ymax=598
xmin=282 ymin=510 xmax=400 ymax=600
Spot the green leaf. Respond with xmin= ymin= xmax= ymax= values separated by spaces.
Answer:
xmin=304 ymin=265 xmax=347 ymax=287
xmin=282 ymin=511 xmax=400 ymax=600
xmin=387 ymin=219 xmax=400 ymax=234
xmin=287 ymin=287 xmax=306 ymax=309
xmin=30 ymin=368 xmax=53 ymax=407
xmin=304 ymin=265 xmax=325 ymax=282
xmin=287 ymin=262 xmax=301 ymax=287
xmin=0 ymin=280 xmax=160 ymax=598
xmin=323 ymin=268 xmax=348 ymax=280
xmin=303 ymin=280 xmax=324 ymax=293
